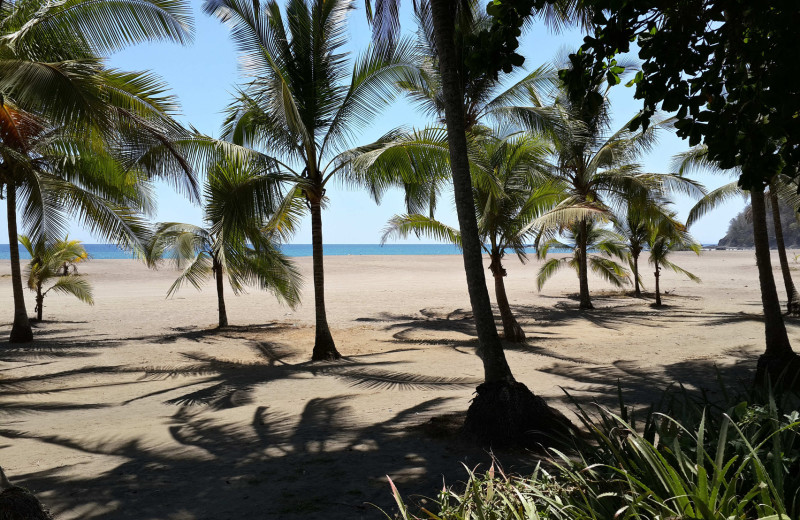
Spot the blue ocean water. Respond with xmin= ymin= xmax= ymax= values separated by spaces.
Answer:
xmin=0 ymin=243 xmax=719 ymax=260
xmin=1 ymin=243 xmax=539 ymax=259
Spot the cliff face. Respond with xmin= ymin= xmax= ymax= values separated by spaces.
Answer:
xmin=718 ymin=201 xmax=800 ymax=248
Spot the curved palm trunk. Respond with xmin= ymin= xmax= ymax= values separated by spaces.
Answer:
xmin=214 ymin=259 xmax=228 ymax=328
xmin=429 ymin=0 xmax=571 ymax=447
xmin=769 ymin=189 xmax=800 ymax=314
xmin=633 ymin=253 xmax=642 ymax=297
xmin=577 ymin=219 xmax=593 ymax=309
xmin=653 ymin=260 xmax=662 ymax=306
xmin=750 ymin=185 xmax=797 ymax=386
xmin=5 ymin=185 xmax=33 ymax=343
xmin=489 ymin=254 xmax=525 ymax=343
xmin=309 ymin=198 xmax=341 ymax=361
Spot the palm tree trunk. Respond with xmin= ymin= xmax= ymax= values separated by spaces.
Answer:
xmin=214 ymin=260 xmax=228 ymax=328
xmin=5 ymin=184 xmax=33 ymax=343
xmin=751 ymin=184 xmax=797 ymax=385
xmin=490 ymin=254 xmax=525 ymax=343
xmin=633 ymin=252 xmax=642 ymax=297
xmin=654 ymin=261 xmax=661 ymax=306
xmin=35 ymin=284 xmax=43 ymax=321
xmin=578 ymin=219 xmax=593 ymax=309
xmin=769 ymin=188 xmax=800 ymax=314
xmin=429 ymin=0 xmax=511 ymax=383
xmin=429 ymin=0 xmax=572 ymax=448
xmin=309 ymin=198 xmax=341 ymax=361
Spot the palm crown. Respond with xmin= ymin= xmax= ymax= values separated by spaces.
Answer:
xmin=147 ymin=154 xmax=301 ymax=328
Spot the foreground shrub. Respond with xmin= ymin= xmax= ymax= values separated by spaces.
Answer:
xmin=386 ymin=384 xmax=800 ymax=519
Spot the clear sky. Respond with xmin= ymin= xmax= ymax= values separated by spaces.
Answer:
xmin=1 ymin=0 xmax=744 ymax=245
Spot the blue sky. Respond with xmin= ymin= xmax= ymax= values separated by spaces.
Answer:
xmin=1 ymin=0 xmax=743 ymax=245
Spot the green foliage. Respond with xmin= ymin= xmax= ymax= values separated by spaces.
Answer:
xmin=381 ymin=132 xmax=560 ymax=260
xmin=556 ymin=2 xmax=800 ymax=191
xmin=537 ymin=219 xmax=630 ymax=291
xmin=718 ymin=203 xmax=800 ymax=249
xmin=19 ymin=235 xmax=94 ymax=318
xmin=146 ymin=153 xmax=302 ymax=308
xmin=387 ymin=383 xmax=800 ymax=520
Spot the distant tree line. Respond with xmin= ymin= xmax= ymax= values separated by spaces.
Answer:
xmin=718 ymin=203 xmax=800 ymax=249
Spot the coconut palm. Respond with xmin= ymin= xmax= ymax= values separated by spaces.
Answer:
xmin=146 ymin=155 xmax=301 ymax=328
xmin=0 ymin=0 xmax=195 ymax=343
xmin=535 ymin=71 xmax=703 ymax=310
xmin=382 ymin=132 xmax=560 ymax=342
xmin=679 ymin=146 xmax=799 ymax=381
xmin=359 ymin=0 xmax=594 ymax=446
xmin=1 ymin=109 xmax=162 ymax=342
xmin=537 ymin=219 xmax=630 ymax=296
xmin=202 ymin=0 xmax=416 ymax=359
xmin=647 ymin=213 xmax=701 ymax=306
xmin=19 ymin=235 xmax=93 ymax=321
xmin=615 ymin=194 xmax=685 ymax=298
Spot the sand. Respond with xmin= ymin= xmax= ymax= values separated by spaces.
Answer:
xmin=1 ymin=250 xmax=798 ymax=519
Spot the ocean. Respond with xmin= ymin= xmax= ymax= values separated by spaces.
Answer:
xmin=0 ymin=243 xmax=721 ymax=260
xmin=0 ymin=243 xmax=541 ymax=260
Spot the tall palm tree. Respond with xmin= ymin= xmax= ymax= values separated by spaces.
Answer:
xmin=147 ymin=155 xmax=301 ymax=328
xmin=19 ymin=235 xmax=94 ymax=321
xmin=202 ymin=0 xmax=416 ymax=360
xmin=0 ymin=0 xmax=195 ymax=343
xmin=1 ymin=108 xmax=159 ymax=342
xmin=382 ymin=132 xmax=559 ymax=342
xmin=536 ymin=219 xmax=630 ymax=295
xmin=361 ymin=0 xmax=592 ymax=446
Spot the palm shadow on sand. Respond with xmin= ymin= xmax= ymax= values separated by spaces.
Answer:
xmin=0 ymin=298 xmax=780 ymax=519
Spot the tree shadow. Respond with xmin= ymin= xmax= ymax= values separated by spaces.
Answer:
xmin=541 ymin=346 xmax=757 ymax=411
xmin=1 ymin=397 xmax=533 ymax=520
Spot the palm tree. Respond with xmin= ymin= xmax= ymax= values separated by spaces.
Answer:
xmin=1 ymin=107 xmax=160 ymax=342
xmin=383 ymin=132 xmax=559 ymax=342
xmin=615 ymin=194 xmax=690 ymax=298
xmin=147 ymin=155 xmax=301 ymax=328
xmin=19 ymin=235 xmax=93 ymax=321
xmin=0 ymin=0 xmax=195 ymax=343
xmin=202 ymin=0 xmax=416 ymax=360
xmin=647 ymin=212 xmax=701 ymax=306
xmin=538 ymin=73 xmax=702 ymax=310
xmin=537 ymin=219 xmax=630 ymax=296
xmin=360 ymin=0 xmax=593 ymax=445
xmin=615 ymin=203 xmax=650 ymax=297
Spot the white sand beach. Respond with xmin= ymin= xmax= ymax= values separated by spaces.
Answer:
xmin=0 ymin=250 xmax=796 ymax=519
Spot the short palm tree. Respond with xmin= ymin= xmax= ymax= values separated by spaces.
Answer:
xmin=1 ymin=107 xmax=161 ymax=342
xmin=19 ymin=235 xmax=94 ymax=321
xmin=615 ymin=195 xmax=681 ymax=298
xmin=203 ymin=0 xmax=416 ymax=359
xmin=147 ymin=155 xmax=301 ymax=328
xmin=382 ymin=132 xmax=560 ymax=342
xmin=647 ymin=214 xmax=701 ymax=306
xmin=537 ymin=219 xmax=630 ymax=296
